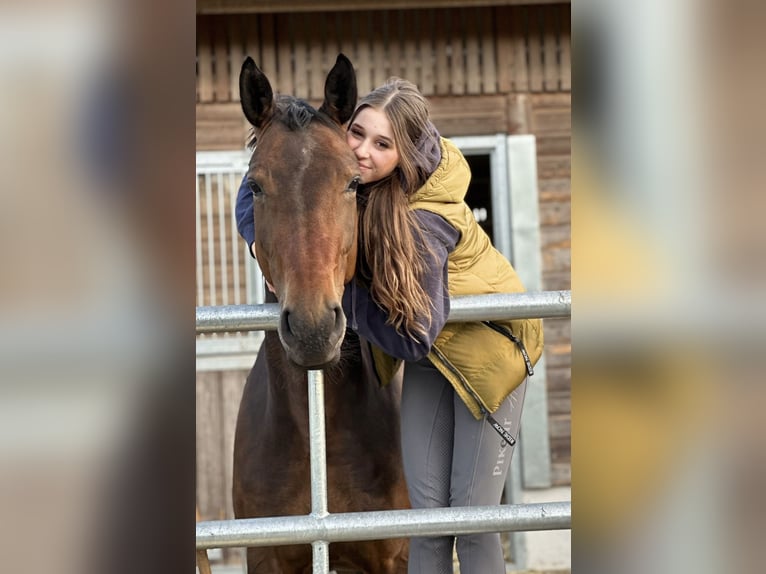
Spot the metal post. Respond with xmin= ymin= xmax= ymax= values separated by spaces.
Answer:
xmin=308 ymin=369 xmax=329 ymax=573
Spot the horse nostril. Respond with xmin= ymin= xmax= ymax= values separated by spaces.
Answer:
xmin=280 ymin=309 xmax=294 ymax=339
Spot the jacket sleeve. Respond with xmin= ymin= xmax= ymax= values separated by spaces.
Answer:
xmin=235 ymin=175 xmax=256 ymax=257
xmin=342 ymin=210 xmax=459 ymax=362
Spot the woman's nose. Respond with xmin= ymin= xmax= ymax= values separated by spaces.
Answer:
xmin=354 ymin=140 xmax=369 ymax=158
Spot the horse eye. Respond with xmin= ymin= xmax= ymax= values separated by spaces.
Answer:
xmin=346 ymin=177 xmax=360 ymax=193
xmin=248 ymin=180 xmax=264 ymax=197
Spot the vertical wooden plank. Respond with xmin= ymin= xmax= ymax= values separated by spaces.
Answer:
xmin=339 ymin=11 xmax=356 ymax=65
xmin=495 ymin=7 xmax=512 ymax=93
xmin=276 ymin=14 xmax=293 ymax=94
xmin=244 ymin=13 xmax=261 ymax=63
xmin=323 ymin=12 xmax=340 ymax=74
xmin=213 ymin=16 xmax=230 ymax=102
xmin=450 ymin=8 xmax=466 ymax=95
xmin=528 ymin=7 xmax=544 ymax=92
xmin=543 ymin=4 xmax=559 ymax=92
xmin=511 ymin=6 xmax=529 ymax=92
xmin=228 ymin=16 xmax=244 ymax=102
xmin=196 ymin=372 xmax=224 ymax=522
xmin=372 ymin=11 xmax=387 ymax=90
xmin=356 ymin=12 xmax=373 ymax=96
xmin=221 ymin=370 xmax=248 ymax=521
xmin=388 ymin=10 xmax=402 ymax=79
xmin=198 ymin=17 xmax=214 ymax=103
xmin=403 ymin=10 xmax=419 ymax=86
xmin=560 ymin=4 xmax=571 ymax=91
xmin=308 ymin=12 xmax=323 ymax=100
xmin=434 ymin=9 xmax=449 ymax=95
xmin=293 ymin=13 xmax=309 ymax=99
xmin=260 ymin=13 xmax=277 ymax=83
xmin=480 ymin=7 xmax=497 ymax=94
xmin=465 ymin=8 xmax=481 ymax=94
xmin=419 ymin=9 xmax=435 ymax=96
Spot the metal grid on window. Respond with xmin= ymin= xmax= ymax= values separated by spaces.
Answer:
xmin=196 ymin=150 xmax=265 ymax=371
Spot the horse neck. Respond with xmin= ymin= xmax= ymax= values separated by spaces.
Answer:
xmin=262 ymin=331 xmax=383 ymax=427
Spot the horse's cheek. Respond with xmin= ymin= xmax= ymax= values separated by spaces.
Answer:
xmin=343 ymin=242 xmax=358 ymax=283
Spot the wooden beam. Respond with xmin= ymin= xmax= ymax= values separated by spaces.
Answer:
xmin=195 ymin=95 xmax=517 ymax=149
xmin=197 ymin=0 xmax=569 ymax=15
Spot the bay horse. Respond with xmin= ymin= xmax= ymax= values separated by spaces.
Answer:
xmin=232 ymin=55 xmax=410 ymax=573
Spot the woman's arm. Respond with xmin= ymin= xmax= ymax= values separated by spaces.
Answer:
xmin=342 ymin=210 xmax=459 ymax=361
xmin=235 ymin=175 xmax=256 ymax=258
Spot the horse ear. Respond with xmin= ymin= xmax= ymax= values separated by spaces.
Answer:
xmin=239 ymin=57 xmax=274 ymax=128
xmin=319 ymin=54 xmax=357 ymax=126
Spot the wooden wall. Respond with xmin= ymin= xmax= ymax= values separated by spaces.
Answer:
xmin=196 ymin=4 xmax=570 ymax=148
xmin=195 ymin=3 xmax=571 ymax=529
xmin=531 ymin=92 xmax=571 ymax=485
xmin=196 ymin=369 xmax=247 ymax=563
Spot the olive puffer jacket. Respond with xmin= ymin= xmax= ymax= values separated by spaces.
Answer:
xmin=407 ymin=138 xmax=544 ymax=419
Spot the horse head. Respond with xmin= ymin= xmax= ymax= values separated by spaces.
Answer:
xmin=239 ymin=54 xmax=359 ymax=368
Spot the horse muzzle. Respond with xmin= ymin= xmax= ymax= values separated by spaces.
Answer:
xmin=277 ymin=304 xmax=346 ymax=368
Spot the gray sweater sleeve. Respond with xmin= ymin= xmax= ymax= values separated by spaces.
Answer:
xmin=342 ymin=210 xmax=460 ymax=362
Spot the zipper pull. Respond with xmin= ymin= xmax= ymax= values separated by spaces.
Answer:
xmin=517 ymin=341 xmax=534 ymax=377
xmin=487 ymin=413 xmax=516 ymax=447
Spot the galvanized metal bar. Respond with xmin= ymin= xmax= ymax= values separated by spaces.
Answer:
xmin=195 ymin=174 xmax=204 ymax=306
xmin=308 ymin=370 xmax=329 ymax=573
xmin=446 ymin=290 xmax=570 ymax=322
xmin=205 ymin=173 xmax=217 ymax=306
xmin=312 ymin=540 xmax=329 ymax=574
xmin=217 ymin=172 xmax=229 ymax=305
xmin=308 ymin=370 xmax=329 ymax=517
xmin=196 ymin=501 xmax=571 ymax=549
xmin=196 ymin=290 xmax=571 ymax=334
xmin=229 ymin=172 xmax=242 ymax=306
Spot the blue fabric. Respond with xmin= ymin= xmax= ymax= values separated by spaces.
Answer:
xmin=235 ymin=175 xmax=255 ymax=256
xmin=342 ymin=210 xmax=458 ymax=362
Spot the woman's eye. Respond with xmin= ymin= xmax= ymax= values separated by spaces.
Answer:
xmin=248 ymin=180 xmax=264 ymax=196
xmin=346 ymin=176 xmax=360 ymax=193
xmin=376 ymin=141 xmax=389 ymax=149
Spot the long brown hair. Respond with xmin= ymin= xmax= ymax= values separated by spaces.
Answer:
xmin=349 ymin=78 xmax=440 ymax=340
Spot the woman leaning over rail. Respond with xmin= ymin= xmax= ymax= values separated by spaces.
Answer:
xmin=236 ymin=76 xmax=543 ymax=573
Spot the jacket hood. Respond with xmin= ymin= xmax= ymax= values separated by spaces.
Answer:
xmin=409 ymin=138 xmax=471 ymax=206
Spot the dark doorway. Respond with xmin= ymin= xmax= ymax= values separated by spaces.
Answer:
xmin=463 ymin=154 xmax=494 ymax=242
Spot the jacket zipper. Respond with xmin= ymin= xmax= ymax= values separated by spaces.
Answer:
xmin=431 ymin=342 xmax=517 ymax=447
xmin=481 ymin=321 xmax=534 ymax=377
xmin=430 ymin=345 xmax=485 ymax=411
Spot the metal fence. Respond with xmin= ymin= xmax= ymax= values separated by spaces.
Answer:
xmin=196 ymin=290 xmax=571 ymax=573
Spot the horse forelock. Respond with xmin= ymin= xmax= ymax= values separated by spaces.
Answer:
xmin=247 ymin=96 xmax=339 ymax=150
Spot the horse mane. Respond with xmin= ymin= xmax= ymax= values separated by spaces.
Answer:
xmin=246 ymin=96 xmax=338 ymax=150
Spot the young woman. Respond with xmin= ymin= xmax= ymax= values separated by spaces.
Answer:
xmin=236 ymin=78 xmax=543 ymax=573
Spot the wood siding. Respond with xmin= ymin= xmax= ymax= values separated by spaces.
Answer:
xmin=196 ymin=5 xmax=570 ymax=101
xmin=532 ymin=91 xmax=571 ymax=485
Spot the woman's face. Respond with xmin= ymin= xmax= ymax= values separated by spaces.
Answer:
xmin=346 ymin=107 xmax=400 ymax=184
